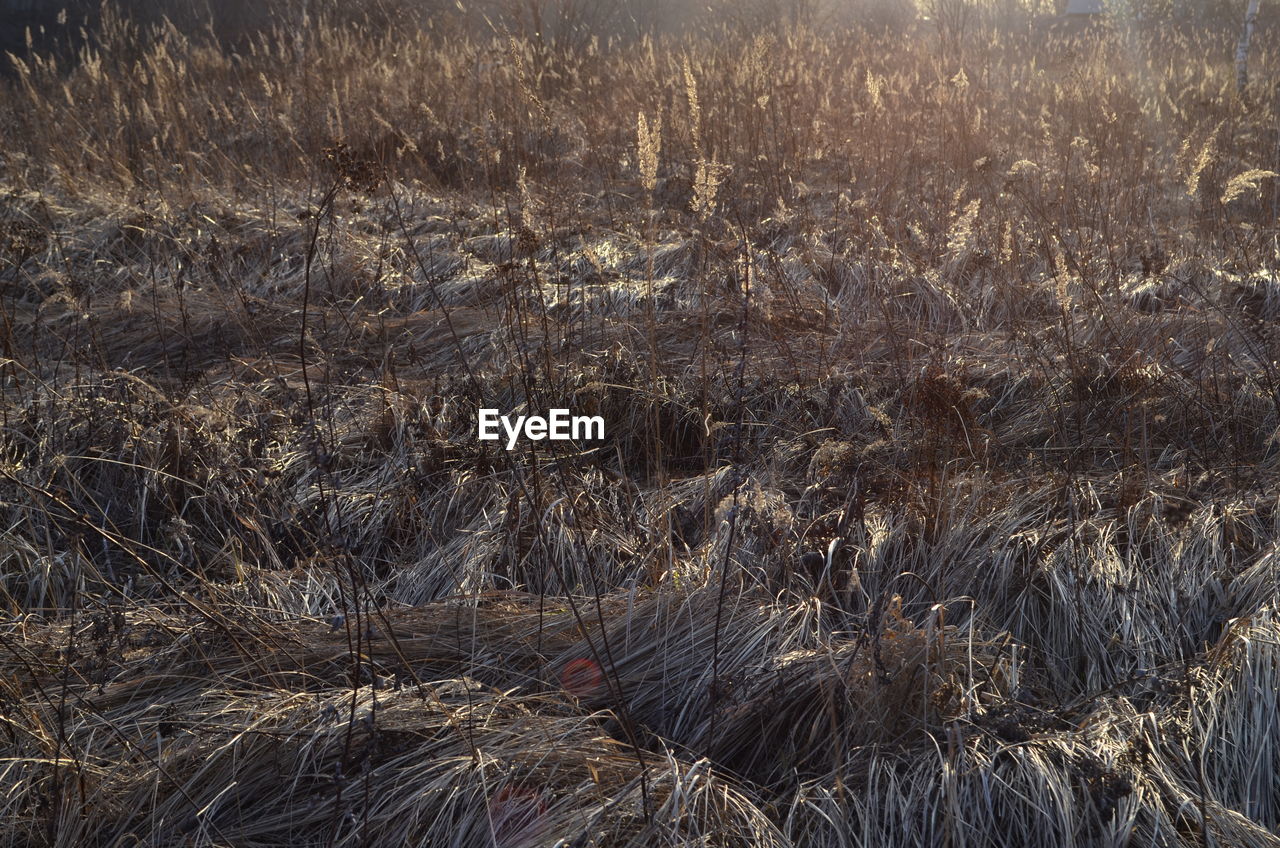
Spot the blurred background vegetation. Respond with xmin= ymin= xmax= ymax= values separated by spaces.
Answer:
xmin=2 ymin=0 xmax=1272 ymax=66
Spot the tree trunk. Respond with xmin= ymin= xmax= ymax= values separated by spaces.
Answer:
xmin=1238 ymin=0 xmax=1262 ymax=93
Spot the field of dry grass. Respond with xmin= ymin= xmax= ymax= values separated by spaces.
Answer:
xmin=4 ymin=2 xmax=1280 ymax=845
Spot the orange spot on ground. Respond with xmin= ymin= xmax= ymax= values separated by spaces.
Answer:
xmin=559 ymin=657 xmax=603 ymax=697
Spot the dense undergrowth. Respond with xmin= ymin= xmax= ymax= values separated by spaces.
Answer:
xmin=4 ymin=3 xmax=1280 ymax=846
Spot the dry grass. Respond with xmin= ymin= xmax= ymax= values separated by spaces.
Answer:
xmin=3 ymin=1 xmax=1280 ymax=845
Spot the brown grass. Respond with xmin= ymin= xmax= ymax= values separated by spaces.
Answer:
xmin=3 ymin=1 xmax=1280 ymax=845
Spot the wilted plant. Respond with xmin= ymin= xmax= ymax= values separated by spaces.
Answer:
xmin=2 ymin=2 xmax=1280 ymax=846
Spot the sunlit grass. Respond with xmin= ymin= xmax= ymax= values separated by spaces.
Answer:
xmin=2 ymin=2 xmax=1280 ymax=845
